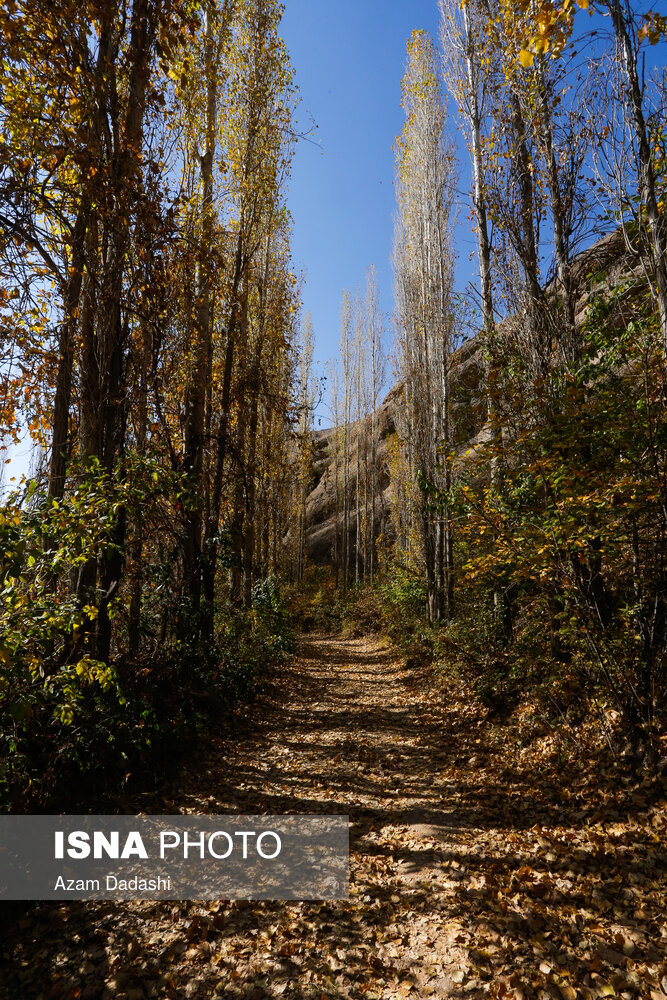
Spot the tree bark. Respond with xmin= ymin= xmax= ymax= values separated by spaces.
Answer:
xmin=48 ymin=199 xmax=90 ymax=499
xmin=183 ymin=0 xmax=219 ymax=615
xmin=609 ymin=0 xmax=667 ymax=353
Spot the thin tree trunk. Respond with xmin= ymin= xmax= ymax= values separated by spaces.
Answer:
xmin=128 ymin=320 xmax=150 ymax=657
xmin=509 ymin=87 xmax=544 ymax=369
xmin=537 ymin=62 xmax=576 ymax=361
xmin=462 ymin=1 xmax=494 ymax=343
xmin=355 ymin=424 xmax=361 ymax=585
xmin=203 ymin=239 xmax=246 ymax=608
xmin=370 ymin=401 xmax=376 ymax=583
xmin=610 ymin=0 xmax=667 ymax=353
xmin=243 ymin=388 xmax=259 ymax=607
xmin=183 ymin=1 xmax=219 ymax=615
xmin=230 ymin=403 xmax=248 ymax=608
xmin=48 ymin=199 xmax=90 ymax=499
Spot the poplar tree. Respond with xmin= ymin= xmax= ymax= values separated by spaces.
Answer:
xmin=294 ymin=312 xmax=316 ymax=582
xmin=339 ymin=290 xmax=353 ymax=593
xmin=606 ymin=0 xmax=667 ymax=352
xmin=440 ymin=0 xmax=495 ymax=343
xmin=393 ymin=29 xmax=458 ymax=623
xmin=365 ymin=266 xmax=386 ymax=584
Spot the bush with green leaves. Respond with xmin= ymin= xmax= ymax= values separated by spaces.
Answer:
xmin=251 ymin=575 xmax=295 ymax=656
xmin=439 ymin=291 xmax=667 ymax=763
xmin=379 ymin=570 xmax=428 ymax=650
xmin=0 ymin=462 xmax=297 ymax=811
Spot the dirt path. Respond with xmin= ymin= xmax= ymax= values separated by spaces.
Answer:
xmin=3 ymin=634 xmax=666 ymax=1000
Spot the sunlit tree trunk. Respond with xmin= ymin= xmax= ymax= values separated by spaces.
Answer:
xmin=340 ymin=291 xmax=353 ymax=593
xmin=48 ymin=199 xmax=90 ymax=500
xmin=184 ymin=0 xmax=220 ymax=616
xmin=393 ymin=30 xmax=457 ymax=622
xmin=608 ymin=0 xmax=667 ymax=353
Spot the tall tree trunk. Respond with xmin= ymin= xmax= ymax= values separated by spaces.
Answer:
xmin=183 ymin=1 xmax=219 ymax=616
xmin=508 ymin=87 xmax=544 ymax=370
xmin=203 ymin=240 xmax=246 ymax=609
xmin=95 ymin=0 xmax=155 ymax=661
xmin=229 ymin=403 xmax=248 ymax=608
xmin=462 ymin=0 xmax=494 ymax=342
xmin=370 ymin=401 xmax=376 ymax=584
xmin=610 ymin=0 xmax=667 ymax=353
xmin=333 ymin=429 xmax=340 ymax=588
xmin=536 ymin=62 xmax=577 ymax=362
xmin=243 ymin=378 xmax=260 ymax=607
xmin=355 ymin=424 xmax=361 ymax=584
xmin=128 ymin=318 xmax=151 ymax=657
xmin=48 ymin=12 xmax=115 ymax=499
xmin=48 ymin=199 xmax=90 ymax=499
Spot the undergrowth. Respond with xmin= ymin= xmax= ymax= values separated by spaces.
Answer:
xmin=0 ymin=571 xmax=294 ymax=813
xmin=290 ymin=566 xmax=666 ymax=774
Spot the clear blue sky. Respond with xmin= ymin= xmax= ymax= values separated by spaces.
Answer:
xmin=280 ymin=0 xmax=477 ymax=423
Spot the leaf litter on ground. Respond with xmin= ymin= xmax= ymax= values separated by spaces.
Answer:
xmin=1 ymin=633 xmax=666 ymax=999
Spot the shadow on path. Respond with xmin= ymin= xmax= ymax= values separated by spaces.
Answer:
xmin=2 ymin=633 xmax=666 ymax=1000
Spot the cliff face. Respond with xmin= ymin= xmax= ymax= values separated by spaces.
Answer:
xmin=303 ymin=339 xmax=487 ymax=565
xmin=304 ymin=383 xmax=401 ymax=565
xmin=302 ymin=228 xmax=644 ymax=566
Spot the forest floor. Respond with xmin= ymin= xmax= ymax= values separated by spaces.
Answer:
xmin=2 ymin=633 xmax=667 ymax=1000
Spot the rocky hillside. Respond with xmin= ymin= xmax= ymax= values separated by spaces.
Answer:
xmin=304 ymin=338 xmax=486 ymax=565
xmin=304 ymin=383 xmax=399 ymax=566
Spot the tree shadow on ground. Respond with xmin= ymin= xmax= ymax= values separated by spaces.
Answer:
xmin=2 ymin=633 xmax=665 ymax=999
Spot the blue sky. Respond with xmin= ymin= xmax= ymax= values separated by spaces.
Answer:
xmin=280 ymin=0 xmax=476 ymax=422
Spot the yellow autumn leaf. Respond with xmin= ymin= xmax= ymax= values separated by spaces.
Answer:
xmin=59 ymin=706 xmax=74 ymax=725
xmin=576 ymin=0 xmax=589 ymax=7
xmin=518 ymin=48 xmax=534 ymax=67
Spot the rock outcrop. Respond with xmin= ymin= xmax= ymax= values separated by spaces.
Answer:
xmin=303 ymin=339 xmax=486 ymax=565
xmin=304 ymin=383 xmax=402 ymax=565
